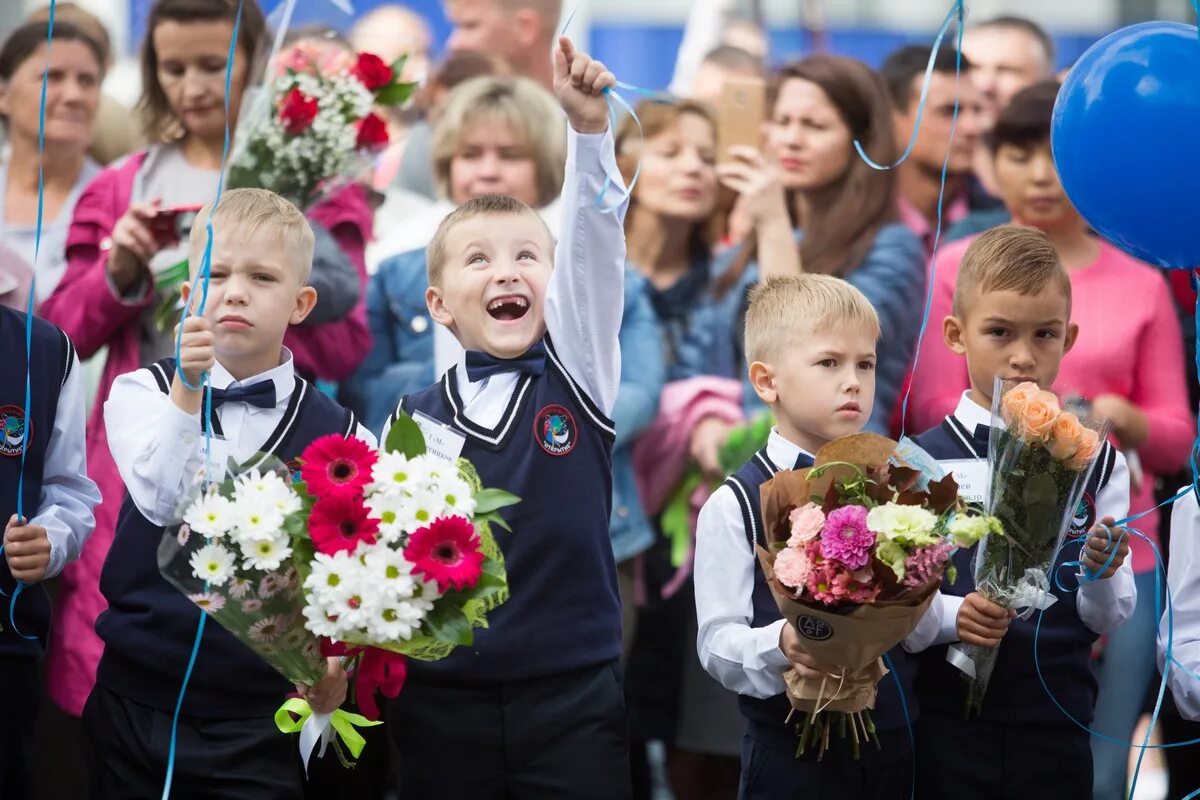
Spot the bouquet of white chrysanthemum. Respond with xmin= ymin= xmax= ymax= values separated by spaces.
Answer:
xmin=226 ymin=38 xmax=415 ymax=209
xmin=159 ymin=412 xmax=516 ymax=765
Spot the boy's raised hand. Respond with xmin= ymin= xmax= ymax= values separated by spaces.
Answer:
xmin=553 ymin=36 xmax=615 ymax=135
xmin=4 ymin=514 xmax=51 ymax=583
xmin=175 ymin=316 xmax=215 ymax=390
xmin=1082 ymin=517 xmax=1130 ymax=580
xmin=957 ymin=592 xmax=1015 ymax=648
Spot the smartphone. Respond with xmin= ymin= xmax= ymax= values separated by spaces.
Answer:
xmin=148 ymin=205 xmax=203 ymax=246
xmin=717 ymin=77 xmax=767 ymax=162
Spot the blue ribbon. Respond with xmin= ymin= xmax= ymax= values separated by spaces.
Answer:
xmin=862 ymin=0 xmax=965 ymax=439
xmin=161 ymin=3 xmax=242 ymax=797
xmin=2 ymin=0 xmax=57 ymax=643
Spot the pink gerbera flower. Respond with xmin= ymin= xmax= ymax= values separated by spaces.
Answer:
xmin=404 ymin=516 xmax=485 ymax=592
xmin=300 ymin=434 xmax=377 ymax=498
xmin=819 ymin=506 xmax=876 ymax=570
xmin=310 ymin=494 xmax=379 ymax=555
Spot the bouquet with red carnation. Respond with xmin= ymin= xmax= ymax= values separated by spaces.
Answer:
xmin=226 ymin=35 xmax=416 ymax=209
xmin=159 ymin=413 xmax=515 ymax=766
xmin=756 ymin=433 xmax=1000 ymax=758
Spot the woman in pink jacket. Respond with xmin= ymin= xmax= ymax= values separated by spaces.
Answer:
xmin=40 ymin=0 xmax=372 ymax=722
xmin=906 ymin=82 xmax=1193 ymax=800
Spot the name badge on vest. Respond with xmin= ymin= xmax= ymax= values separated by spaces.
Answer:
xmin=939 ymin=458 xmax=989 ymax=505
xmin=202 ymin=436 xmax=232 ymax=485
xmin=411 ymin=410 xmax=466 ymax=463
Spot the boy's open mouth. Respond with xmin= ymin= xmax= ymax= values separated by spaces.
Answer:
xmin=486 ymin=296 xmax=530 ymax=322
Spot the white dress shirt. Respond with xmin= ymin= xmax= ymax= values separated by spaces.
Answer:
xmin=928 ymin=392 xmax=1137 ymax=639
xmin=26 ymin=353 xmax=101 ymax=579
xmin=694 ymin=428 xmax=950 ymax=699
xmin=1160 ymin=488 xmax=1200 ymax=720
xmin=386 ymin=128 xmax=627 ymax=437
xmin=105 ymin=348 xmax=376 ymax=527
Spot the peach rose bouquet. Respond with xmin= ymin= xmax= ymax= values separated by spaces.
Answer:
xmin=956 ymin=379 xmax=1111 ymax=717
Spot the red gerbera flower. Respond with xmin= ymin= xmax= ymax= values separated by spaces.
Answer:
xmin=310 ymin=493 xmax=379 ymax=555
xmin=300 ymin=434 xmax=376 ymax=498
xmin=404 ymin=516 xmax=484 ymax=592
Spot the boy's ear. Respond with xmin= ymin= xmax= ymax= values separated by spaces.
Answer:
xmin=944 ymin=315 xmax=967 ymax=355
xmin=426 ymin=285 xmax=454 ymax=328
xmin=289 ymin=286 xmax=318 ymax=326
xmin=1063 ymin=321 xmax=1079 ymax=355
xmin=748 ymin=360 xmax=777 ymax=406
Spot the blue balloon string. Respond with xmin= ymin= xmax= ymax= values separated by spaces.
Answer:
xmin=161 ymin=2 xmax=241 ymax=796
xmin=882 ymin=651 xmax=916 ymax=800
xmin=3 ymin=0 xmax=55 ymax=642
xmin=887 ymin=0 xmax=965 ymax=438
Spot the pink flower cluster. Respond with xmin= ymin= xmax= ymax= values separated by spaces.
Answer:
xmin=774 ymin=504 xmax=882 ymax=606
xmin=805 ymin=540 xmax=880 ymax=605
xmin=900 ymin=541 xmax=955 ymax=588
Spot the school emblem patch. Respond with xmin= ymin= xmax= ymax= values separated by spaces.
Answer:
xmin=796 ymin=616 xmax=833 ymax=641
xmin=0 ymin=406 xmax=31 ymax=457
xmin=1070 ymin=492 xmax=1097 ymax=537
xmin=534 ymin=404 xmax=576 ymax=456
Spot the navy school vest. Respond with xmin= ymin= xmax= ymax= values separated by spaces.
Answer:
xmin=95 ymin=358 xmax=359 ymax=718
xmin=0 ymin=307 xmax=74 ymax=660
xmin=394 ymin=336 xmax=621 ymax=683
xmin=912 ymin=415 xmax=1117 ymax=725
xmin=724 ymin=446 xmax=921 ymax=749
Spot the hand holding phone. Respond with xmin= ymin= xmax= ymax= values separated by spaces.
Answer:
xmin=717 ymin=77 xmax=767 ymax=163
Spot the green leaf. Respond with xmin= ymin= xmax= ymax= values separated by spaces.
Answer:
xmin=389 ymin=54 xmax=408 ymax=76
xmin=424 ymin=602 xmax=473 ymax=646
xmin=483 ymin=513 xmax=512 ymax=533
xmin=374 ymin=81 xmax=416 ymax=106
xmin=459 ymin=571 xmax=506 ymax=602
xmin=283 ymin=513 xmax=306 ymax=537
xmin=661 ymin=471 xmax=702 ymax=568
xmin=384 ymin=412 xmax=427 ymax=458
xmin=474 ymin=488 xmax=520 ymax=515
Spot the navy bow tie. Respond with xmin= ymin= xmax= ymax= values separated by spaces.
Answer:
xmin=209 ymin=381 xmax=277 ymax=411
xmin=464 ymin=342 xmax=547 ymax=383
xmin=972 ymin=424 xmax=991 ymax=454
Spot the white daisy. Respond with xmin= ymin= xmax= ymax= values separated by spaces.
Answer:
xmin=304 ymin=551 xmax=359 ymax=606
xmin=408 ymin=576 xmax=442 ymax=613
xmin=302 ymin=601 xmax=344 ymax=639
xmin=183 ymin=490 xmax=234 ymax=538
xmin=189 ymin=543 xmax=236 ymax=586
xmin=228 ymin=576 xmax=253 ymax=599
xmin=233 ymin=469 xmax=298 ymax=515
xmin=364 ymin=546 xmax=417 ymax=597
xmin=399 ymin=490 xmax=443 ymax=532
xmin=369 ymin=451 xmax=421 ymax=496
xmin=364 ymin=493 xmax=408 ymax=544
xmin=364 ymin=600 xmax=427 ymax=642
xmin=187 ymin=591 xmax=226 ymax=614
xmin=240 ymin=531 xmax=293 ymax=572
xmin=232 ymin=497 xmax=285 ymax=542
xmin=437 ymin=476 xmax=477 ymax=518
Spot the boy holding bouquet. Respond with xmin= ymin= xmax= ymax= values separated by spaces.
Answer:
xmin=88 ymin=188 xmax=374 ymax=798
xmin=380 ymin=38 xmax=633 ymax=798
xmin=912 ymin=225 xmax=1134 ymax=800
xmin=694 ymin=275 xmax=953 ymax=799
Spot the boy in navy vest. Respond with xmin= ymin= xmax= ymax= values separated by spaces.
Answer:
xmin=381 ymin=37 xmax=631 ymax=798
xmin=1 ymin=307 xmax=99 ymax=798
xmin=85 ymin=189 xmax=374 ymax=799
xmin=911 ymin=225 xmax=1134 ymax=800
xmin=694 ymin=275 xmax=955 ymax=800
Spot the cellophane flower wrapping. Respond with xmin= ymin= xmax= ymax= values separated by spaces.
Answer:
xmin=224 ymin=7 xmax=415 ymax=210
xmin=955 ymin=379 xmax=1111 ymax=717
xmin=158 ymin=411 xmax=517 ymax=757
xmin=756 ymin=433 xmax=1000 ymax=758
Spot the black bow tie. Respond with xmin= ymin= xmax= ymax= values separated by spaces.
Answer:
xmin=464 ymin=342 xmax=547 ymax=383
xmin=794 ymin=452 xmax=815 ymax=470
xmin=972 ymin=424 xmax=991 ymax=454
xmin=209 ymin=381 xmax=277 ymax=411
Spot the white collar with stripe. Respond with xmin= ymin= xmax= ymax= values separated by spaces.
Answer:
xmin=763 ymin=428 xmax=815 ymax=474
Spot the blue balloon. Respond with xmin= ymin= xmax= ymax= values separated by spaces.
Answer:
xmin=1052 ymin=21 xmax=1200 ymax=270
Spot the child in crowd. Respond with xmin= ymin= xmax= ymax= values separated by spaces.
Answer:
xmin=912 ymin=225 xmax=1135 ymax=800
xmin=0 ymin=307 xmax=99 ymax=798
xmin=86 ymin=189 xmax=373 ymax=798
xmin=381 ymin=38 xmax=633 ymax=798
xmin=695 ymin=274 xmax=949 ymax=799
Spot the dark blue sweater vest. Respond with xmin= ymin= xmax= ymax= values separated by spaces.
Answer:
xmin=0 ymin=307 xmax=74 ymax=660
xmin=725 ymin=447 xmax=921 ymax=744
xmin=912 ymin=416 xmax=1117 ymax=725
xmin=95 ymin=358 xmax=358 ymax=718
xmin=396 ymin=336 xmax=621 ymax=683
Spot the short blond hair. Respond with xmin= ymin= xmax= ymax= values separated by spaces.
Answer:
xmin=432 ymin=76 xmax=565 ymax=207
xmin=953 ymin=225 xmax=1071 ymax=318
xmin=744 ymin=275 xmax=881 ymax=364
xmin=426 ymin=194 xmax=553 ymax=287
xmin=188 ymin=188 xmax=315 ymax=283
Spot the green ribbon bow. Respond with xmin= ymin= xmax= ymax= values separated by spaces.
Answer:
xmin=274 ymin=697 xmax=383 ymax=760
